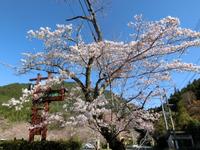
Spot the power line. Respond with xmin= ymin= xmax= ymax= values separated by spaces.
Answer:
xmin=65 ymin=0 xmax=96 ymax=41
xmin=78 ymin=0 xmax=97 ymax=41
xmin=65 ymin=0 xmax=76 ymax=17
xmin=187 ymin=57 xmax=200 ymax=81
xmin=194 ymin=19 xmax=200 ymax=31
xmin=177 ymin=19 xmax=200 ymax=89
xmin=178 ymin=56 xmax=200 ymax=89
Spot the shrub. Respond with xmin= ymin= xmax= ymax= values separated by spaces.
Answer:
xmin=0 ymin=139 xmax=82 ymax=150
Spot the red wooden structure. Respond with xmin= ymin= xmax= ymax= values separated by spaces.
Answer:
xmin=29 ymin=72 xmax=66 ymax=142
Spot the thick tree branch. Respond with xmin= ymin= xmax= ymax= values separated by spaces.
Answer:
xmin=84 ymin=0 xmax=102 ymax=41
xmin=66 ymin=15 xmax=92 ymax=22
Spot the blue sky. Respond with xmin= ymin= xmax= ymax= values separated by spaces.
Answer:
xmin=0 ymin=0 xmax=200 ymax=91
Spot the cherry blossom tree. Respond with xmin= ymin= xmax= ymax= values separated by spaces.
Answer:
xmin=3 ymin=1 xmax=200 ymax=149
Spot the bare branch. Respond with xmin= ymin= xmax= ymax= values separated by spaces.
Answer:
xmin=66 ymin=15 xmax=92 ymax=22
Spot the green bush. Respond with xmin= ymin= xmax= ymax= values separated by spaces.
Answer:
xmin=0 ymin=139 xmax=82 ymax=150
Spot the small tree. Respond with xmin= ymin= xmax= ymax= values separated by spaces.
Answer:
xmin=3 ymin=1 xmax=200 ymax=149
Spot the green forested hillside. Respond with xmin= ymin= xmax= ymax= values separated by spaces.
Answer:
xmin=0 ymin=82 xmax=76 ymax=122
xmin=169 ymin=78 xmax=200 ymax=127
xmin=154 ymin=78 xmax=200 ymax=146
xmin=0 ymin=83 xmax=28 ymax=101
xmin=0 ymin=83 xmax=30 ymax=122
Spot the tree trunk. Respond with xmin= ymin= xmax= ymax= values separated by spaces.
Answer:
xmin=100 ymin=127 xmax=125 ymax=150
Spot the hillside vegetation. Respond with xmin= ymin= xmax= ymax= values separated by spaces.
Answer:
xmin=0 ymin=83 xmax=30 ymax=122
xmin=0 ymin=82 xmax=76 ymax=122
xmin=154 ymin=78 xmax=200 ymax=147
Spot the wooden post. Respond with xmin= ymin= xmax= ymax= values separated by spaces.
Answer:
xmin=29 ymin=72 xmax=66 ymax=142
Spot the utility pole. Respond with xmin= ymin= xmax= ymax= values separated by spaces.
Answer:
xmin=160 ymin=93 xmax=178 ymax=149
